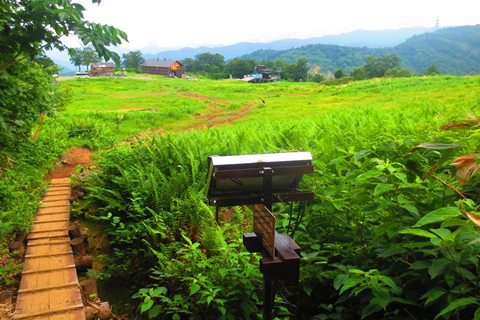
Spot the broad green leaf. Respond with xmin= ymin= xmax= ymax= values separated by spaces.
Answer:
xmin=151 ymin=286 xmax=167 ymax=297
xmin=361 ymin=302 xmax=382 ymax=319
xmin=399 ymin=228 xmax=437 ymax=239
xmin=421 ymin=287 xmax=446 ymax=305
xmin=140 ymin=297 xmax=154 ymax=313
xmin=190 ymin=283 xmax=200 ymax=295
xmin=474 ymin=306 xmax=480 ymax=320
xmin=339 ymin=277 xmax=363 ymax=295
xmin=410 ymin=260 xmax=430 ymax=270
xmin=148 ymin=305 xmax=161 ymax=318
xmin=411 ymin=143 xmax=462 ymax=152
xmin=429 ymin=228 xmax=452 ymax=241
xmin=378 ymin=246 xmax=406 ymax=258
xmin=374 ymin=183 xmax=394 ymax=196
xmin=428 ymin=258 xmax=451 ymax=279
xmin=414 ymin=207 xmax=461 ymax=227
xmin=400 ymin=203 xmax=419 ymax=215
xmin=434 ymin=297 xmax=478 ymax=319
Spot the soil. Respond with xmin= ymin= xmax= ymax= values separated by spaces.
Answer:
xmin=144 ymin=90 xmax=166 ymax=95
xmin=0 ymin=303 xmax=13 ymax=319
xmin=44 ymin=147 xmax=94 ymax=180
xmin=189 ymin=102 xmax=254 ymax=130
xmin=117 ymin=106 xmax=150 ymax=111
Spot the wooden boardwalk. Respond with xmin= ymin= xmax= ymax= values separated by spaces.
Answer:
xmin=14 ymin=178 xmax=85 ymax=320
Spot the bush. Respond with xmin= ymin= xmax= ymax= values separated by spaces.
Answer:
xmin=0 ymin=61 xmax=70 ymax=153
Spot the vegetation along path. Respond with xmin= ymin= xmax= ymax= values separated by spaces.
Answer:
xmin=14 ymin=178 xmax=85 ymax=319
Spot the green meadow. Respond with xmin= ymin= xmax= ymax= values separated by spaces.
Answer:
xmin=3 ymin=74 xmax=480 ymax=319
xmin=59 ymin=75 xmax=480 ymax=136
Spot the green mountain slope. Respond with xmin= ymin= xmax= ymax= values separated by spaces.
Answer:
xmin=241 ymin=25 xmax=480 ymax=75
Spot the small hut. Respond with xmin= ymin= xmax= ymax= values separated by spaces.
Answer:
xmin=142 ymin=60 xmax=184 ymax=78
xmin=89 ymin=62 xmax=115 ymax=77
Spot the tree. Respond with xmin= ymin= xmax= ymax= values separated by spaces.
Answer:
xmin=425 ymin=63 xmax=440 ymax=75
xmin=334 ymin=69 xmax=346 ymax=79
xmin=284 ymin=59 xmax=308 ymax=81
xmin=187 ymin=53 xmax=226 ymax=79
xmin=384 ymin=67 xmax=415 ymax=78
xmin=363 ymin=54 xmax=401 ymax=78
xmin=351 ymin=67 xmax=366 ymax=80
xmin=0 ymin=0 xmax=127 ymax=71
xmin=181 ymin=58 xmax=195 ymax=73
xmin=69 ymin=48 xmax=84 ymax=72
xmin=226 ymin=58 xmax=255 ymax=78
xmin=82 ymin=47 xmax=100 ymax=71
xmin=122 ymin=51 xmax=145 ymax=72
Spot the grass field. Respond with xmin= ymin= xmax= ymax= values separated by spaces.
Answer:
xmin=58 ymin=75 xmax=480 ymax=138
xmin=4 ymin=74 xmax=480 ymax=319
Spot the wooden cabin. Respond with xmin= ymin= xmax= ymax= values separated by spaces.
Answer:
xmin=89 ymin=62 xmax=114 ymax=77
xmin=142 ymin=60 xmax=184 ymax=78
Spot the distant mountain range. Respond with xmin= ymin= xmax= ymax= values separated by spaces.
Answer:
xmin=48 ymin=25 xmax=479 ymax=75
xmin=242 ymin=25 xmax=480 ymax=75
xmin=143 ymin=27 xmax=432 ymax=61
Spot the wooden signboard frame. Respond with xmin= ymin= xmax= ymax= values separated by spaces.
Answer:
xmin=252 ymin=204 xmax=276 ymax=257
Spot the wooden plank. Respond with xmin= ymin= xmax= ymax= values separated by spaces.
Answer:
xmin=35 ymin=213 xmax=70 ymax=222
xmin=26 ymin=242 xmax=70 ymax=255
xmin=27 ymin=230 xmax=68 ymax=240
xmin=34 ymin=218 xmax=70 ymax=224
xmin=51 ymin=178 xmax=71 ymax=184
xmin=22 ymin=264 xmax=76 ymax=275
xmin=44 ymin=190 xmax=71 ymax=196
xmin=13 ymin=304 xmax=84 ymax=320
xmin=47 ymin=186 xmax=71 ymax=192
xmin=38 ymin=206 xmax=70 ymax=215
xmin=31 ymin=221 xmax=69 ymax=233
xmin=23 ymin=254 xmax=75 ymax=272
xmin=42 ymin=194 xmax=71 ymax=202
xmin=25 ymin=251 xmax=72 ymax=259
xmin=28 ymin=237 xmax=70 ymax=246
xmin=39 ymin=200 xmax=70 ymax=207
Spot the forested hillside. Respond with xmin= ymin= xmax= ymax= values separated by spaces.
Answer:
xmin=242 ymin=25 xmax=480 ymax=74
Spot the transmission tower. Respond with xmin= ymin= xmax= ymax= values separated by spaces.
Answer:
xmin=434 ymin=17 xmax=440 ymax=31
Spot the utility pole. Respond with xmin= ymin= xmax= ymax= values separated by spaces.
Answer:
xmin=434 ymin=17 xmax=440 ymax=31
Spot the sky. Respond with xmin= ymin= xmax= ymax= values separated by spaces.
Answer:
xmin=65 ymin=0 xmax=479 ymax=52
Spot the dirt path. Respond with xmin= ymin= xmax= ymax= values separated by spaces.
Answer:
xmin=45 ymin=147 xmax=94 ymax=180
xmin=189 ymin=102 xmax=255 ymax=130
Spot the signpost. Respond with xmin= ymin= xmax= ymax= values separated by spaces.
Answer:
xmin=206 ymin=152 xmax=314 ymax=319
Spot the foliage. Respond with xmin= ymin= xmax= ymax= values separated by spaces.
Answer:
xmin=241 ymin=25 xmax=480 ymax=75
xmin=334 ymin=69 xmax=346 ymax=79
xmin=384 ymin=66 xmax=415 ymax=78
xmin=226 ymin=58 xmax=256 ymax=78
xmin=69 ymin=48 xmax=84 ymax=72
xmin=183 ymin=53 xmax=227 ymax=79
xmin=82 ymin=47 xmax=100 ymax=71
xmin=133 ymin=238 xmax=261 ymax=319
xmin=122 ymin=50 xmax=145 ymax=72
xmin=426 ymin=64 xmax=440 ymax=75
xmin=363 ymin=54 xmax=401 ymax=78
xmin=0 ymin=61 xmax=71 ymax=153
xmin=0 ymin=0 xmax=127 ymax=71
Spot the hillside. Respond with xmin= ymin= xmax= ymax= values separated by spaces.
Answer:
xmin=242 ymin=25 xmax=480 ymax=74
xmin=142 ymin=27 xmax=430 ymax=61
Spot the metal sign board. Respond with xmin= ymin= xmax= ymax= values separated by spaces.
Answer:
xmin=252 ymin=204 xmax=276 ymax=257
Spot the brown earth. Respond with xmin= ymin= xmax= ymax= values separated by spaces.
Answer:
xmin=118 ymin=106 xmax=149 ymax=111
xmin=44 ymin=147 xmax=94 ymax=180
xmin=189 ymin=102 xmax=254 ymax=130
xmin=144 ymin=90 xmax=166 ymax=95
